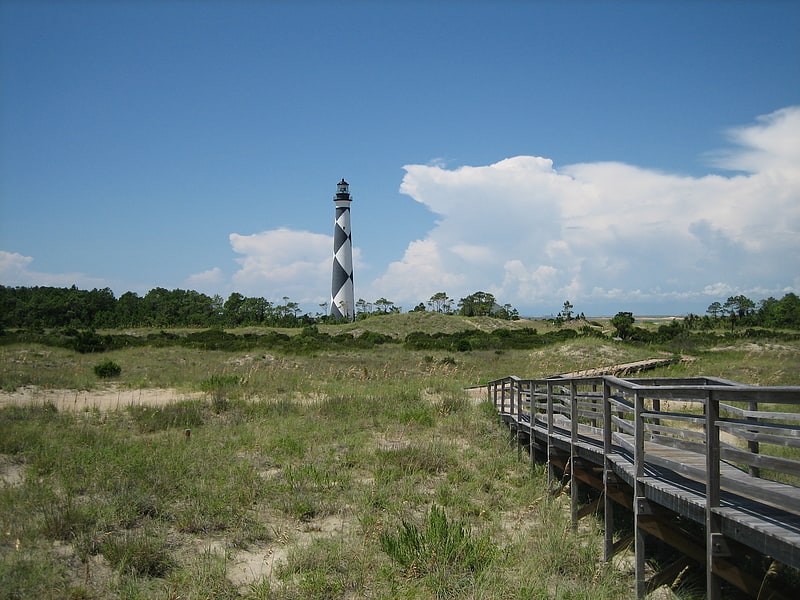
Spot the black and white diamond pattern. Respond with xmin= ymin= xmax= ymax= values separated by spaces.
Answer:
xmin=330 ymin=183 xmax=354 ymax=320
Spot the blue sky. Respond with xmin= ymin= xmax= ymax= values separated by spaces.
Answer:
xmin=1 ymin=1 xmax=799 ymax=317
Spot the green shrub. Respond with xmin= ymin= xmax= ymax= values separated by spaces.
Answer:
xmin=73 ymin=331 xmax=109 ymax=353
xmin=93 ymin=359 xmax=121 ymax=378
xmin=454 ymin=339 xmax=472 ymax=352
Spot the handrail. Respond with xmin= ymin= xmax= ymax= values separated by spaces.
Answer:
xmin=487 ymin=373 xmax=800 ymax=598
xmin=487 ymin=374 xmax=800 ymax=506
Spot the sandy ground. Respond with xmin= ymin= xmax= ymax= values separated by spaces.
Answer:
xmin=0 ymin=384 xmax=202 ymax=412
xmin=0 ymin=384 xmax=356 ymax=592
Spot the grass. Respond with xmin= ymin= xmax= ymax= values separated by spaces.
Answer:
xmin=1 ymin=318 xmax=799 ymax=599
xmin=380 ymin=504 xmax=497 ymax=578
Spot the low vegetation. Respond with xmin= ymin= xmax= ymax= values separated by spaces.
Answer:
xmin=1 ymin=313 xmax=798 ymax=599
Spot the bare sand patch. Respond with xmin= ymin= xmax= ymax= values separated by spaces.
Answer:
xmin=0 ymin=455 xmax=25 ymax=486
xmin=709 ymin=342 xmax=795 ymax=353
xmin=192 ymin=513 xmax=352 ymax=592
xmin=0 ymin=384 xmax=202 ymax=412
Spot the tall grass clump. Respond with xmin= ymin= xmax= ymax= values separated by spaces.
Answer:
xmin=375 ymin=440 xmax=455 ymax=481
xmin=200 ymin=373 xmax=241 ymax=412
xmin=490 ymin=497 xmax=629 ymax=598
xmin=127 ymin=400 xmax=205 ymax=433
xmin=380 ymin=504 xmax=497 ymax=593
xmin=269 ymin=461 xmax=352 ymax=521
xmin=100 ymin=524 xmax=175 ymax=577
xmin=0 ymin=403 xmax=62 ymax=455
xmin=275 ymin=537 xmax=374 ymax=599
xmin=165 ymin=547 xmax=239 ymax=599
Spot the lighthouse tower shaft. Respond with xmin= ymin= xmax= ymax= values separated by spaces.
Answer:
xmin=330 ymin=179 xmax=355 ymax=321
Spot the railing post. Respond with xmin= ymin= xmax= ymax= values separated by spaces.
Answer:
xmin=511 ymin=379 xmax=522 ymax=460
xmin=748 ymin=400 xmax=760 ymax=478
xmin=570 ymin=380 xmax=579 ymax=532
xmin=603 ymin=380 xmax=614 ymax=562
xmin=512 ymin=378 xmax=519 ymax=422
xmin=634 ymin=391 xmax=646 ymax=598
xmin=494 ymin=380 xmax=503 ymax=425
xmin=706 ymin=390 xmax=722 ymax=600
xmin=652 ymin=397 xmax=661 ymax=428
xmin=528 ymin=380 xmax=536 ymax=466
xmin=547 ymin=380 xmax=554 ymax=489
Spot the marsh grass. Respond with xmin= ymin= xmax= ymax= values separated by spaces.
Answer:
xmin=1 ymin=332 xmax=798 ymax=599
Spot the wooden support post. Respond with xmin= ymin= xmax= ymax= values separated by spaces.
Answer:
xmin=511 ymin=378 xmax=518 ymax=423
xmin=529 ymin=381 xmax=536 ymax=468
xmin=706 ymin=389 xmax=723 ymax=600
xmin=747 ymin=400 xmax=760 ymax=478
xmin=652 ymin=397 xmax=661 ymax=428
xmin=603 ymin=380 xmax=615 ymax=562
xmin=493 ymin=381 xmax=502 ymax=426
xmin=514 ymin=379 xmax=521 ymax=459
xmin=634 ymin=391 xmax=647 ymax=599
xmin=570 ymin=381 xmax=580 ymax=532
xmin=547 ymin=380 xmax=555 ymax=489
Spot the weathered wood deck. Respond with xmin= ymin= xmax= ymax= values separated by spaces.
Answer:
xmin=487 ymin=375 xmax=800 ymax=599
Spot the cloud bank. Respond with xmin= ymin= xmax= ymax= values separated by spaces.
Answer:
xmin=370 ymin=106 xmax=800 ymax=314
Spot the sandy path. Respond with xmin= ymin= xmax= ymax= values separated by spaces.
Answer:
xmin=0 ymin=384 xmax=202 ymax=412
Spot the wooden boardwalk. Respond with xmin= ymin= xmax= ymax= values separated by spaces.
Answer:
xmin=487 ymin=374 xmax=800 ymax=599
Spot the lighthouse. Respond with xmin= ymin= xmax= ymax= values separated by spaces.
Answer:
xmin=330 ymin=178 xmax=355 ymax=321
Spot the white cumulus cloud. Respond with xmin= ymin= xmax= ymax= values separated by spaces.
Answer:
xmin=383 ymin=107 xmax=800 ymax=315
xmin=0 ymin=251 xmax=109 ymax=289
xmin=185 ymin=267 xmax=226 ymax=295
xmin=711 ymin=106 xmax=800 ymax=173
xmin=227 ymin=228 xmax=360 ymax=305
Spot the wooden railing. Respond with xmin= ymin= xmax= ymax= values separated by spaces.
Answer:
xmin=487 ymin=375 xmax=800 ymax=599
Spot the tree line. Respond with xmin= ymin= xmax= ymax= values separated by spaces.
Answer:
xmin=2 ymin=285 xmax=797 ymax=332
xmin=701 ymin=294 xmax=800 ymax=330
xmin=0 ymin=286 xmax=521 ymax=330
xmin=2 ymin=286 xmax=798 ymax=356
xmin=605 ymin=293 xmax=800 ymax=342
